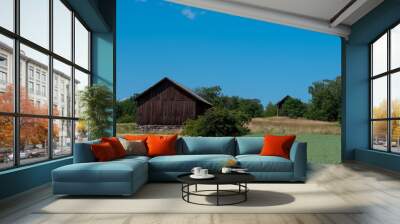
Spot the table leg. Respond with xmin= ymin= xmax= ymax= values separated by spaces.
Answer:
xmin=195 ymin=184 xmax=198 ymax=192
xmin=217 ymin=184 xmax=219 ymax=206
xmin=187 ymin=184 xmax=190 ymax=202
xmin=245 ymin=183 xmax=247 ymax=201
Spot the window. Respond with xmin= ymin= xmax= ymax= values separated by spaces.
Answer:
xmin=19 ymin=117 xmax=49 ymax=165
xmin=75 ymin=17 xmax=90 ymax=70
xmin=53 ymin=59 xmax=72 ymax=117
xmin=0 ymin=0 xmax=14 ymax=32
xmin=0 ymin=55 xmax=7 ymax=67
xmin=0 ymin=71 xmax=6 ymax=84
xmin=0 ymin=34 xmax=13 ymax=113
xmin=370 ymin=23 xmax=400 ymax=153
xmin=28 ymin=81 xmax=34 ymax=94
xmin=42 ymin=85 xmax=46 ymax=97
xmin=53 ymin=0 xmax=72 ymax=60
xmin=0 ymin=116 xmax=13 ymax=170
xmin=53 ymin=119 xmax=72 ymax=158
xmin=35 ymin=70 xmax=40 ymax=81
xmin=36 ymin=84 xmax=40 ymax=95
xmin=74 ymin=69 xmax=89 ymax=118
xmin=0 ymin=0 xmax=91 ymax=170
xmin=28 ymin=67 xmax=34 ymax=80
xmin=20 ymin=0 xmax=49 ymax=48
xmin=0 ymin=53 xmax=8 ymax=89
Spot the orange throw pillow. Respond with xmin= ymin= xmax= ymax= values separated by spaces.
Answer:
xmin=146 ymin=135 xmax=178 ymax=157
xmin=101 ymin=137 xmax=127 ymax=158
xmin=124 ymin=135 xmax=148 ymax=141
xmin=91 ymin=142 xmax=117 ymax=162
xmin=260 ymin=135 xmax=296 ymax=159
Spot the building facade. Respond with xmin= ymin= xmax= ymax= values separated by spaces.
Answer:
xmin=0 ymin=41 xmax=76 ymax=155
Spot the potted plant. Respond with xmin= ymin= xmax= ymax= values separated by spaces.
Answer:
xmin=79 ymin=84 xmax=113 ymax=140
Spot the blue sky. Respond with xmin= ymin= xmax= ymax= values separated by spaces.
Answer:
xmin=117 ymin=0 xmax=341 ymax=105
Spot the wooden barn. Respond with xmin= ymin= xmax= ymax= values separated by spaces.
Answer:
xmin=135 ymin=77 xmax=212 ymax=125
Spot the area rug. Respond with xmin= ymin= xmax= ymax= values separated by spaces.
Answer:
xmin=37 ymin=183 xmax=362 ymax=214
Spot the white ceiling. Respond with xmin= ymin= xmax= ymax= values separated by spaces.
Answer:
xmin=169 ymin=0 xmax=384 ymax=38
xmin=229 ymin=0 xmax=352 ymax=22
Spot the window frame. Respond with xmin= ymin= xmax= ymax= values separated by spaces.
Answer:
xmin=370 ymin=21 xmax=400 ymax=154
xmin=0 ymin=0 xmax=92 ymax=171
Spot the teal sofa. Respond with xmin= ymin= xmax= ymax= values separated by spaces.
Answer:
xmin=52 ymin=137 xmax=307 ymax=196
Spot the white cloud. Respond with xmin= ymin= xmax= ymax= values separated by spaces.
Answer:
xmin=181 ymin=8 xmax=196 ymax=20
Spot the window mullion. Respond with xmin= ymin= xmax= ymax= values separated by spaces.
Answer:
xmin=71 ymin=10 xmax=76 ymax=155
xmin=388 ymin=30 xmax=392 ymax=152
xmin=13 ymin=0 xmax=20 ymax=167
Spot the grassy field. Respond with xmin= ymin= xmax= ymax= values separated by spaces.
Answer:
xmin=117 ymin=116 xmax=342 ymax=164
xmin=247 ymin=117 xmax=341 ymax=164
xmin=246 ymin=132 xmax=341 ymax=164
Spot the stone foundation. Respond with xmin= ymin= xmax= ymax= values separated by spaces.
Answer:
xmin=136 ymin=125 xmax=182 ymax=134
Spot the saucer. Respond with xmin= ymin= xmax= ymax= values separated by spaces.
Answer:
xmin=190 ymin=174 xmax=215 ymax=179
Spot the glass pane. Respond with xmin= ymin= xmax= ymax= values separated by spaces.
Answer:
xmin=0 ymin=34 xmax=14 ymax=112
xmin=20 ymin=117 xmax=49 ymax=165
xmin=372 ymin=33 xmax=387 ymax=76
xmin=391 ymin=72 xmax=400 ymax=118
xmin=75 ymin=120 xmax=88 ymax=143
xmin=372 ymin=77 xmax=387 ymax=119
xmin=20 ymin=0 xmax=49 ymax=49
xmin=392 ymin=24 xmax=400 ymax=70
xmin=53 ymin=119 xmax=72 ymax=157
xmin=53 ymin=0 xmax=72 ymax=60
xmin=0 ymin=0 xmax=14 ymax=31
xmin=53 ymin=59 xmax=72 ymax=117
xmin=391 ymin=120 xmax=400 ymax=153
xmin=0 ymin=116 xmax=13 ymax=170
xmin=372 ymin=121 xmax=388 ymax=151
xmin=20 ymin=44 xmax=49 ymax=115
xmin=74 ymin=69 xmax=89 ymax=118
xmin=74 ymin=18 xmax=89 ymax=70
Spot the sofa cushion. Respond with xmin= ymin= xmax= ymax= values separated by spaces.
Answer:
xmin=235 ymin=137 xmax=263 ymax=155
xmin=260 ymin=135 xmax=296 ymax=159
xmin=124 ymin=135 xmax=148 ymax=141
xmin=53 ymin=158 xmax=147 ymax=183
xmin=101 ymin=137 xmax=127 ymax=158
xmin=91 ymin=142 xmax=118 ymax=161
xmin=120 ymin=139 xmax=147 ymax=156
xmin=73 ymin=140 xmax=100 ymax=163
xmin=147 ymin=135 xmax=178 ymax=157
xmin=236 ymin=155 xmax=293 ymax=172
xmin=178 ymin=137 xmax=235 ymax=155
xmin=149 ymin=154 xmax=235 ymax=172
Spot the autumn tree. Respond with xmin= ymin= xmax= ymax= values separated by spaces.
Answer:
xmin=0 ymin=85 xmax=59 ymax=152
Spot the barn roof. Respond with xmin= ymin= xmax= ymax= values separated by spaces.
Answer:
xmin=276 ymin=95 xmax=291 ymax=107
xmin=135 ymin=77 xmax=212 ymax=106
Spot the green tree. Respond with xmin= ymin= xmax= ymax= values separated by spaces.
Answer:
xmin=182 ymin=107 xmax=250 ymax=136
xmin=195 ymin=86 xmax=264 ymax=118
xmin=281 ymin=97 xmax=307 ymax=118
xmin=194 ymin=86 xmax=222 ymax=105
xmin=116 ymin=94 xmax=137 ymax=123
xmin=221 ymin=96 xmax=264 ymax=118
xmin=305 ymin=76 xmax=341 ymax=121
xmin=80 ymin=84 xmax=113 ymax=139
xmin=264 ymin=102 xmax=277 ymax=117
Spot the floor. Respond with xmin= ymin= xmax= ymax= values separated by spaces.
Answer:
xmin=1 ymin=162 xmax=400 ymax=224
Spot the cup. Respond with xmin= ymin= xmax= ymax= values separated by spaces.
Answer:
xmin=200 ymin=169 xmax=208 ymax=176
xmin=191 ymin=167 xmax=202 ymax=176
xmin=221 ymin=167 xmax=232 ymax=174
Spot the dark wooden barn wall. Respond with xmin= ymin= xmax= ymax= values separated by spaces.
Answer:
xmin=137 ymin=81 xmax=199 ymax=125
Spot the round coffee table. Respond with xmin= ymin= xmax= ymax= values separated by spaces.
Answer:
xmin=177 ymin=173 xmax=255 ymax=206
